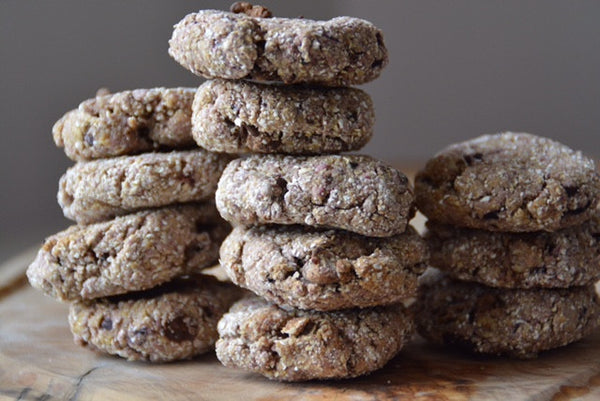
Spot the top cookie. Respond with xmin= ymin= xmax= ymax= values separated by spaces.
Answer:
xmin=415 ymin=133 xmax=600 ymax=232
xmin=53 ymin=88 xmax=196 ymax=161
xmin=168 ymin=7 xmax=388 ymax=86
xmin=216 ymin=154 xmax=414 ymax=237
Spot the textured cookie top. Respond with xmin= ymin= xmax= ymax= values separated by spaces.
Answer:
xmin=53 ymin=88 xmax=196 ymax=161
xmin=69 ymin=275 xmax=244 ymax=362
xmin=216 ymin=155 xmax=414 ymax=237
xmin=220 ymin=225 xmax=428 ymax=311
xmin=427 ymin=215 xmax=600 ymax=288
xmin=415 ymin=132 xmax=600 ymax=232
xmin=27 ymin=203 xmax=229 ymax=302
xmin=192 ymin=79 xmax=374 ymax=154
xmin=58 ymin=150 xmax=232 ymax=224
xmin=216 ymin=296 xmax=413 ymax=381
xmin=415 ymin=270 xmax=600 ymax=358
xmin=168 ymin=9 xmax=388 ymax=86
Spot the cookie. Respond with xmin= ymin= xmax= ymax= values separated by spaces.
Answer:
xmin=414 ymin=270 xmax=600 ymax=358
xmin=168 ymin=6 xmax=387 ymax=86
xmin=220 ymin=225 xmax=428 ymax=311
xmin=216 ymin=296 xmax=413 ymax=381
xmin=192 ymin=79 xmax=374 ymax=155
xmin=69 ymin=274 xmax=243 ymax=362
xmin=426 ymin=217 xmax=600 ymax=288
xmin=58 ymin=150 xmax=232 ymax=224
xmin=53 ymin=88 xmax=196 ymax=161
xmin=27 ymin=203 xmax=229 ymax=302
xmin=415 ymin=132 xmax=600 ymax=232
xmin=216 ymin=155 xmax=414 ymax=237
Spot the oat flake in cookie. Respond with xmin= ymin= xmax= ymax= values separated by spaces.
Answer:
xmin=414 ymin=270 xmax=600 ymax=359
xmin=426 ymin=217 xmax=600 ymax=288
xmin=53 ymin=88 xmax=196 ymax=161
xmin=220 ymin=225 xmax=428 ymax=311
xmin=415 ymin=132 xmax=600 ymax=232
xmin=216 ymin=154 xmax=414 ymax=237
xmin=27 ymin=204 xmax=229 ymax=302
xmin=192 ymin=79 xmax=374 ymax=155
xmin=69 ymin=275 xmax=244 ymax=362
xmin=58 ymin=150 xmax=232 ymax=224
xmin=216 ymin=296 xmax=413 ymax=381
xmin=168 ymin=4 xmax=388 ymax=86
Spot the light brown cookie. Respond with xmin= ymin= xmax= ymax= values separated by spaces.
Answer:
xmin=27 ymin=204 xmax=229 ymax=302
xmin=69 ymin=275 xmax=244 ymax=362
xmin=168 ymin=7 xmax=387 ymax=86
xmin=58 ymin=150 xmax=232 ymax=224
xmin=53 ymin=88 xmax=196 ymax=161
xmin=414 ymin=270 xmax=600 ymax=358
xmin=216 ymin=296 xmax=413 ymax=381
xmin=426 ymin=217 xmax=600 ymax=288
xmin=415 ymin=132 xmax=600 ymax=232
xmin=192 ymin=79 xmax=374 ymax=154
xmin=220 ymin=225 xmax=428 ymax=311
xmin=216 ymin=155 xmax=414 ymax=237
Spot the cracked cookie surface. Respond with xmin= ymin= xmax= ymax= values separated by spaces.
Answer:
xmin=216 ymin=155 xmax=414 ymax=237
xmin=58 ymin=150 xmax=232 ymax=224
xmin=216 ymin=296 xmax=413 ymax=381
xmin=192 ymin=79 xmax=374 ymax=154
xmin=426 ymin=217 xmax=600 ymax=288
xmin=53 ymin=88 xmax=196 ymax=161
xmin=27 ymin=204 xmax=229 ymax=302
xmin=69 ymin=275 xmax=243 ymax=362
xmin=415 ymin=132 xmax=600 ymax=232
xmin=414 ymin=270 xmax=600 ymax=358
xmin=220 ymin=225 xmax=427 ymax=311
xmin=168 ymin=9 xmax=387 ymax=86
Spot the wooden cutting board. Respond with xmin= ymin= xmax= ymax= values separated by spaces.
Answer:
xmin=1 ymin=248 xmax=600 ymax=401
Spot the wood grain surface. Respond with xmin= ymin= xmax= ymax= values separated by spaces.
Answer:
xmin=1 ymin=247 xmax=600 ymax=401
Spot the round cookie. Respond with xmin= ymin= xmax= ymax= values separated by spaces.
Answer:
xmin=216 ymin=155 xmax=414 ymax=237
xmin=58 ymin=150 xmax=232 ymax=224
xmin=426 ymin=217 xmax=600 ymax=288
xmin=415 ymin=132 xmax=600 ymax=232
xmin=53 ymin=88 xmax=196 ymax=161
xmin=168 ymin=6 xmax=388 ymax=86
xmin=220 ymin=225 xmax=428 ymax=311
xmin=414 ymin=270 xmax=600 ymax=358
xmin=216 ymin=296 xmax=413 ymax=381
xmin=27 ymin=203 xmax=229 ymax=302
xmin=192 ymin=79 xmax=374 ymax=155
xmin=69 ymin=274 xmax=243 ymax=362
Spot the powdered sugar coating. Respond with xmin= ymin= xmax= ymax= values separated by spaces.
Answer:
xmin=216 ymin=155 xmax=414 ymax=237
xmin=220 ymin=225 xmax=427 ymax=311
xmin=415 ymin=132 xmax=600 ymax=232
xmin=192 ymin=79 xmax=373 ymax=154
xmin=168 ymin=10 xmax=388 ymax=86
xmin=58 ymin=150 xmax=232 ymax=224
xmin=69 ymin=275 xmax=243 ymax=362
xmin=27 ymin=204 xmax=229 ymax=302
xmin=53 ymin=88 xmax=196 ymax=161
xmin=415 ymin=271 xmax=600 ymax=358
xmin=216 ymin=296 xmax=413 ymax=381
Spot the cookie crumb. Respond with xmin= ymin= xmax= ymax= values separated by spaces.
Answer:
xmin=230 ymin=2 xmax=272 ymax=18
xmin=95 ymin=87 xmax=111 ymax=97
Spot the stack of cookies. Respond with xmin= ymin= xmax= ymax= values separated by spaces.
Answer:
xmin=413 ymin=132 xmax=600 ymax=358
xmin=27 ymin=88 xmax=243 ymax=362
xmin=168 ymin=3 xmax=428 ymax=380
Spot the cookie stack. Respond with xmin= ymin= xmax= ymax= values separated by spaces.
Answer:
xmin=413 ymin=132 xmax=600 ymax=358
xmin=27 ymin=88 xmax=243 ymax=362
xmin=168 ymin=3 xmax=428 ymax=380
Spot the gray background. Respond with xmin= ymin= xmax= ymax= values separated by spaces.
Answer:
xmin=1 ymin=1 xmax=599 ymax=263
